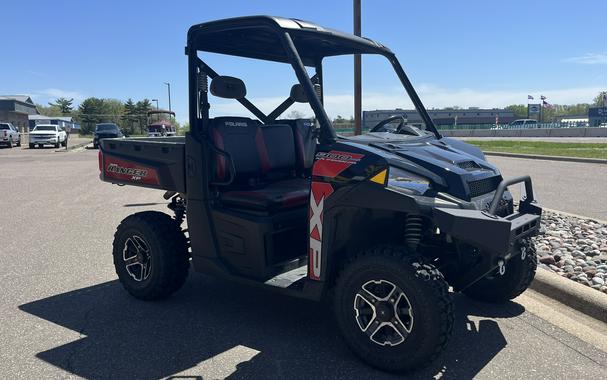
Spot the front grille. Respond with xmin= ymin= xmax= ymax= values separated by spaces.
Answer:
xmin=468 ymin=176 xmax=501 ymax=197
xmin=33 ymin=134 xmax=54 ymax=139
xmin=457 ymin=161 xmax=482 ymax=171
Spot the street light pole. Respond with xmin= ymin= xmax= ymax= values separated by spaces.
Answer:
xmin=163 ymin=82 xmax=172 ymax=115
xmin=353 ymin=0 xmax=362 ymax=135
xmin=152 ymin=99 xmax=159 ymax=109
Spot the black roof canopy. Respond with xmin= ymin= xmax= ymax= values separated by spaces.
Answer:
xmin=187 ymin=15 xmax=392 ymax=66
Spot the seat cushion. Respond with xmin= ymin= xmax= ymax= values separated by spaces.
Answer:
xmin=220 ymin=178 xmax=310 ymax=211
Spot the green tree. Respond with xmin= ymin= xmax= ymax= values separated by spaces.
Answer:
xmin=104 ymin=98 xmax=125 ymax=126
xmin=593 ymin=91 xmax=607 ymax=106
xmin=49 ymin=97 xmax=74 ymax=115
xmin=505 ymin=104 xmax=528 ymax=118
xmin=179 ymin=122 xmax=190 ymax=135
xmin=78 ymin=97 xmax=105 ymax=134
xmin=134 ymin=99 xmax=153 ymax=134
xmin=121 ymin=98 xmax=137 ymax=134
xmin=35 ymin=103 xmax=63 ymax=117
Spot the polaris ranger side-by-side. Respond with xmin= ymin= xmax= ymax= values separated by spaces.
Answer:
xmin=98 ymin=16 xmax=541 ymax=372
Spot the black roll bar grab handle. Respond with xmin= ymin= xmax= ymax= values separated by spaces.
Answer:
xmin=488 ymin=175 xmax=534 ymax=215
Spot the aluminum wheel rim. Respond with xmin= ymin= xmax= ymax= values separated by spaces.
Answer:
xmin=123 ymin=235 xmax=152 ymax=282
xmin=353 ymin=279 xmax=414 ymax=346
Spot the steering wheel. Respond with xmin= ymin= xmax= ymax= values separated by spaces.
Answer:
xmin=370 ymin=115 xmax=407 ymax=133
xmin=370 ymin=116 xmax=423 ymax=137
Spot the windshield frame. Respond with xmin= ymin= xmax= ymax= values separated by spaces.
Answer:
xmin=187 ymin=20 xmax=441 ymax=143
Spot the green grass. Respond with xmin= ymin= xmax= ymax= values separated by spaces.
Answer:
xmin=464 ymin=140 xmax=607 ymax=159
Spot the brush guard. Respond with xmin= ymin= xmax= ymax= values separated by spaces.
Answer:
xmin=434 ymin=176 xmax=542 ymax=290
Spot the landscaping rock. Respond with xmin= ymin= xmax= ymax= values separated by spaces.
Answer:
xmin=532 ymin=210 xmax=607 ymax=295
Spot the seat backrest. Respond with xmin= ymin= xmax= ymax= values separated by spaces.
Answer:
xmin=259 ymin=124 xmax=296 ymax=180
xmin=281 ymin=119 xmax=317 ymax=173
xmin=209 ymin=118 xmax=298 ymax=184
xmin=209 ymin=117 xmax=261 ymax=183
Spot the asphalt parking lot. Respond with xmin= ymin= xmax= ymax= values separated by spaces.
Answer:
xmin=488 ymin=156 xmax=607 ymax=220
xmin=1 ymin=147 xmax=606 ymax=379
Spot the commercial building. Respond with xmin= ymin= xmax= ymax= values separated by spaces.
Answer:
xmin=588 ymin=107 xmax=607 ymax=127
xmin=28 ymin=115 xmax=80 ymax=133
xmin=0 ymin=95 xmax=39 ymax=132
xmin=363 ymin=108 xmax=517 ymax=129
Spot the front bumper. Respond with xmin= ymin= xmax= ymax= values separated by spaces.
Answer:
xmin=433 ymin=176 xmax=542 ymax=289
xmin=31 ymin=138 xmax=58 ymax=144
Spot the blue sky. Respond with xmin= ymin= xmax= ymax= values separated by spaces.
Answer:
xmin=2 ymin=0 xmax=606 ymax=122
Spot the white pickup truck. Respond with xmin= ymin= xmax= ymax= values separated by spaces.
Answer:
xmin=29 ymin=124 xmax=68 ymax=148
xmin=0 ymin=122 xmax=21 ymax=148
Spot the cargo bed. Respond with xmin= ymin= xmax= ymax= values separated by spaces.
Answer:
xmin=99 ymin=137 xmax=186 ymax=192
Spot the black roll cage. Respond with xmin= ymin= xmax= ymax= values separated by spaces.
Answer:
xmin=186 ymin=16 xmax=441 ymax=145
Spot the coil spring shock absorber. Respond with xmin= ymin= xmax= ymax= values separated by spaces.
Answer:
xmin=405 ymin=214 xmax=423 ymax=252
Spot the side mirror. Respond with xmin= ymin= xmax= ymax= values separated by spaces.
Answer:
xmin=290 ymin=83 xmax=321 ymax=103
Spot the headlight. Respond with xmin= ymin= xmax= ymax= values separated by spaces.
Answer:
xmin=387 ymin=166 xmax=431 ymax=195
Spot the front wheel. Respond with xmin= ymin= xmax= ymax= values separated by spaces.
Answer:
xmin=112 ymin=211 xmax=189 ymax=300
xmin=334 ymin=246 xmax=454 ymax=372
xmin=463 ymin=239 xmax=537 ymax=303
xmin=29 ymin=143 xmax=35 ymax=149
xmin=7 ymin=137 xmax=13 ymax=148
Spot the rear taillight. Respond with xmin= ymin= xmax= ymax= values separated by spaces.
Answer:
xmin=98 ymin=150 xmax=103 ymax=172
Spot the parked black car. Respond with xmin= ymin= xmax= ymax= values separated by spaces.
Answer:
xmin=93 ymin=123 xmax=123 ymax=149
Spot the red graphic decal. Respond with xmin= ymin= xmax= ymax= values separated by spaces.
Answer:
xmin=309 ymin=181 xmax=334 ymax=280
xmin=104 ymin=156 xmax=160 ymax=186
xmin=312 ymin=150 xmax=364 ymax=178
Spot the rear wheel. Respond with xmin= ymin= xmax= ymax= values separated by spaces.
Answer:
xmin=334 ymin=246 xmax=454 ymax=372
xmin=112 ymin=211 xmax=189 ymax=300
xmin=463 ymin=239 xmax=537 ymax=303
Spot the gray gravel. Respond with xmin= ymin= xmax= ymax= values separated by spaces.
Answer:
xmin=534 ymin=211 xmax=607 ymax=295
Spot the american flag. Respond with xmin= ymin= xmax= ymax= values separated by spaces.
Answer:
xmin=542 ymin=100 xmax=552 ymax=108
xmin=540 ymin=95 xmax=547 ymax=101
xmin=528 ymin=95 xmax=534 ymax=100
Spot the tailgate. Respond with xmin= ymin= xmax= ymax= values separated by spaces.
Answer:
xmin=99 ymin=137 xmax=186 ymax=192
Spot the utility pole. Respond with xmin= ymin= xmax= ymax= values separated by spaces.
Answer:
xmin=152 ymin=99 xmax=159 ymax=109
xmin=354 ymin=0 xmax=362 ymax=135
xmin=164 ymin=82 xmax=172 ymax=115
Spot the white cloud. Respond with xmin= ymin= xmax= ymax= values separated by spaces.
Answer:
xmin=30 ymin=88 xmax=85 ymax=103
xmin=565 ymin=52 xmax=607 ymax=65
xmin=210 ymin=84 xmax=605 ymax=120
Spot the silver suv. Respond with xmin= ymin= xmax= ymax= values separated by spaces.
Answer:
xmin=0 ymin=123 xmax=21 ymax=148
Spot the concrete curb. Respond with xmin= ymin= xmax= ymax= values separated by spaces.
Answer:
xmin=542 ymin=207 xmax=607 ymax=225
xmin=530 ymin=268 xmax=607 ymax=324
xmin=484 ymin=151 xmax=607 ymax=164
xmin=54 ymin=140 xmax=91 ymax=152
